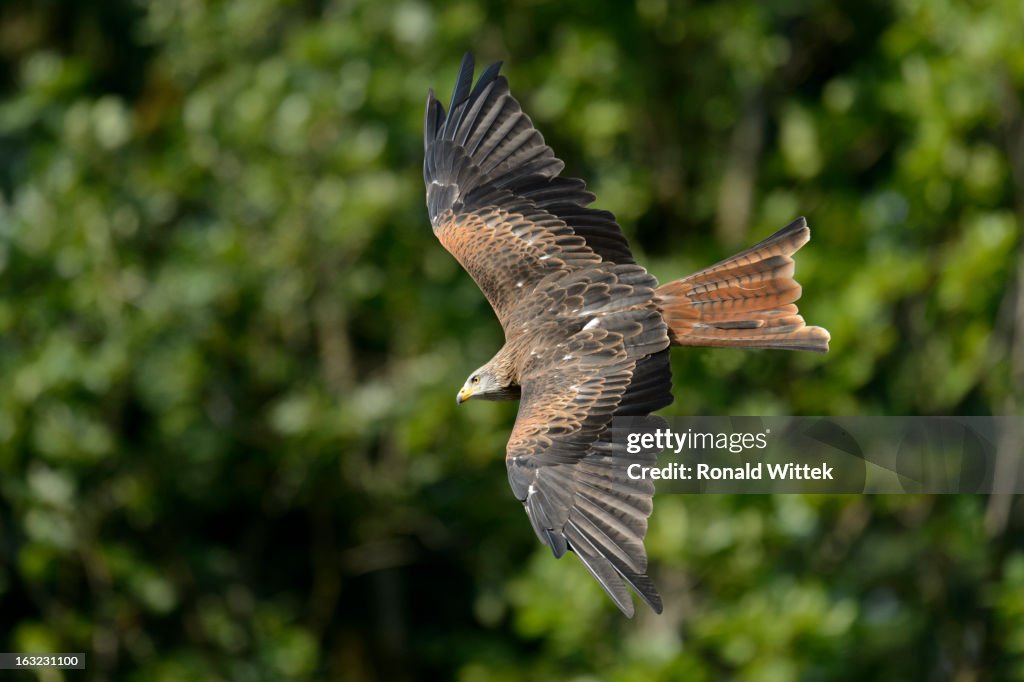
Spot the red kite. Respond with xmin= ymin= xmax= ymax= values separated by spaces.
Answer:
xmin=424 ymin=54 xmax=829 ymax=617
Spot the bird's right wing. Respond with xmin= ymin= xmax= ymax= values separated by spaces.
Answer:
xmin=424 ymin=54 xmax=637 ymax=331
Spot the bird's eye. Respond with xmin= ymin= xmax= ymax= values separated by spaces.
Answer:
xmin=472 ymin=376 xmax=480 ymax=384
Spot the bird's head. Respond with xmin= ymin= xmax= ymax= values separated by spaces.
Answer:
xmin=456 ymin=364 xmax=519 ymax=404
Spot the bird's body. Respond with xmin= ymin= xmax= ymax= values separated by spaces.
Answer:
xmin=425 ymin=54 xmax=829 ymax=617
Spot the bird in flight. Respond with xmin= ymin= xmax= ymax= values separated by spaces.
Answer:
xmin=423 ymin=54 xmax=829 ymax=617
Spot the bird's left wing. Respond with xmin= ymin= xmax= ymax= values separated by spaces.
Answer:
xmin=503 ymin=269 xmax=673 ymax=617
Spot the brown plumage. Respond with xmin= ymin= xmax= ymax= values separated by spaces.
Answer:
xmin=424 ymin=54 xmax=830 ymax=617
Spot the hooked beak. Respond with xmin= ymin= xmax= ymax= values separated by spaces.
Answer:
xmin=456 ymin=386 xmax=475 ymax=405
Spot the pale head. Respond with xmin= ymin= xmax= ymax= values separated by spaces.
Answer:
xmin=456 ymin=363 xmax=519 ymax=404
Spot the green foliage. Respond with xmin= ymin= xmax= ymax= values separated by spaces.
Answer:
xmin=1 ymin=0 xmax=1023 ymax=679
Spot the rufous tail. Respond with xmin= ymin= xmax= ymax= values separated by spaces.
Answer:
xmin=654 ymin=217 xmax=830 ymax=352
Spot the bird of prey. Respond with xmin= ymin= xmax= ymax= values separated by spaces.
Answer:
xmin=423 ymin=54 xmax=830 ymax=617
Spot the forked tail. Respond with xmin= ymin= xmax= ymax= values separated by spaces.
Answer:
xmin=655 ymin=217 xmax=830 ymax=352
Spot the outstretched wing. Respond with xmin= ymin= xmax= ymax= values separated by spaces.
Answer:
xmin=424 ymin=53 xmax=637 ymax=330
xmin=503 ymin=265 xmax=672 ymax=617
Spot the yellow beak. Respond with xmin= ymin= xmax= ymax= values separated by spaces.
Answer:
xmin=456 ymin=387 xmax=475 ymax=405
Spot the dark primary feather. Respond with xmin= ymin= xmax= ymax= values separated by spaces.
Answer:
xmin=443 ymin=53 xmax=476 ymax=135
xmin=423 ymin=53 xmax=637 ymax=267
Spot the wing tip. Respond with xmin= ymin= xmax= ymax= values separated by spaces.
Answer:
xmin=424 ymin=88 xmax=446 ymax=149
xmin=448 ymin=51 xmax=504 ymax=112
xmin=449 ymin=52 xmax=476 ymax=111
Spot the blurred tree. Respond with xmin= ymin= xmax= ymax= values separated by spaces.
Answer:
xmin=0 ymin=0 xmax=1022 ymax=680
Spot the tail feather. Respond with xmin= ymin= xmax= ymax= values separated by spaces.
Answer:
xmin=655 ymin=217 xmax=830 ymax=352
